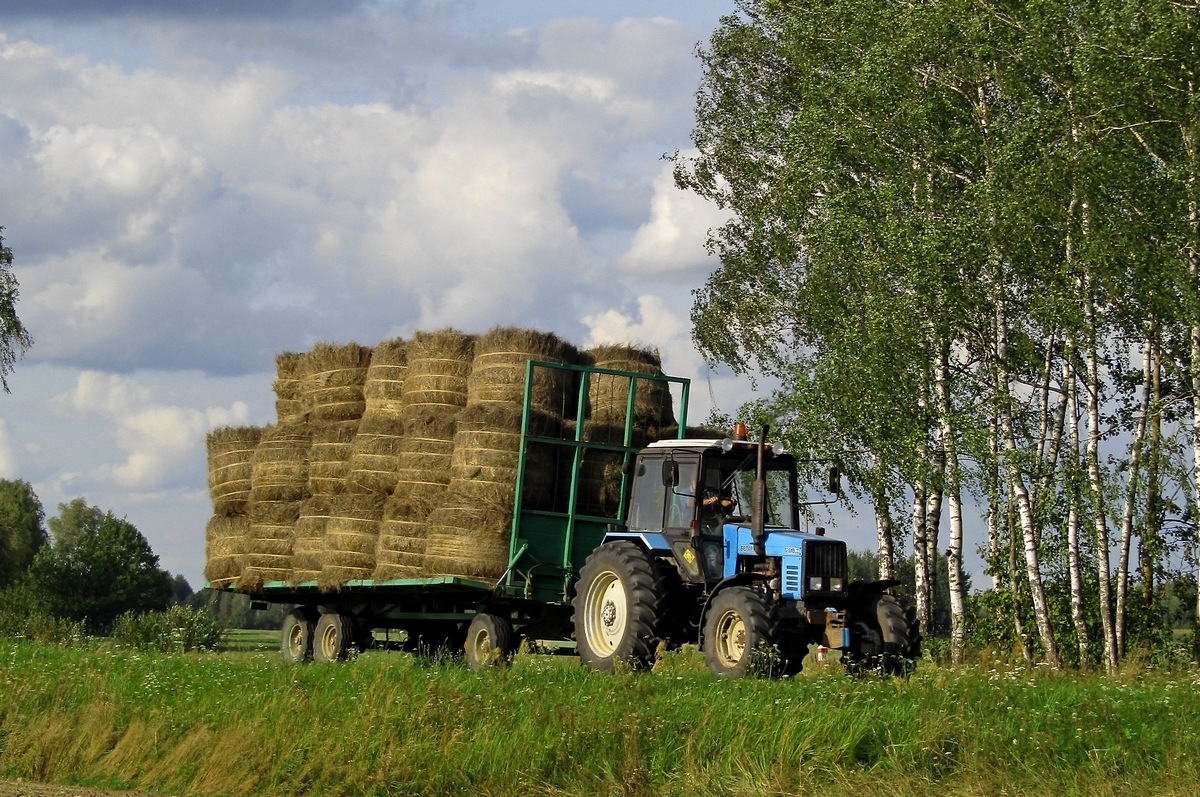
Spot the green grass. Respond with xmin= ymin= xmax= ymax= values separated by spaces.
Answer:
xmin=2 ymin=639 xmax=1199 ymax=796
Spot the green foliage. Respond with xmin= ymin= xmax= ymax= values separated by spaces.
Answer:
xmin=27 ymin=499 xmax=171 ymax=634
xmin=0 ymin=585 xmax=87 ymax=645
xmin=1 ymin=642 xmax=1199 ymax=796
xmin=186 ymin=588 xmax=291 ymax=630
xmin=111 ymin=605 xmax=227 ymax=653
xmin=0 ymin=228 xmax=32 ymax=393
xmin=0 ymin=478 xmax=46 ymax=588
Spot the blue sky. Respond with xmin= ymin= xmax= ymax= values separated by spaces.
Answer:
xmin=3 ymin=0 xmax=820 ymax=587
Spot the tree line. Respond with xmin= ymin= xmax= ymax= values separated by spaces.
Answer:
xmin=676 ymin=0 xmax=1199 ymax=669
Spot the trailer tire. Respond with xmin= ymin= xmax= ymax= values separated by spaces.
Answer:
xmin=313 ymin=611 xmax=355 ymax=662
xmin=280 ymin=609 xmax=315 ymax=664
xmin=464 ymin=612 xmax=516 ymax=670
xmin=702 ymin=586 xmax=776 ymax=678
xmin=573 ymin=541 xmax=664 ymax=671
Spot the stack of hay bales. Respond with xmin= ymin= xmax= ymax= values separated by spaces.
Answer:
xmin=243 ymin=422 xmax=311 ymax=589
xmin=346 ymin=339 xmax=408 ymax=494
xmin=272 ymin=352 xmax=306 ymax=423
xmin=373 ymin=329 xmax=475 ymax=580
xmin=422 ymin=327 xmax=575 ymax=580
xmin=204 ymin=426 xmax=262 ymax=588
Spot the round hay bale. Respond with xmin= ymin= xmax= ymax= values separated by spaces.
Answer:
xmin=308 ymin=419 xmax=360 ymax=496
xmin=363 ymin=337 xmax=408 ymax=416
xmin=207 ymin=425 xmax=263 ymax=515
xmin=449 ymin=404 xmax=560 ymax=513
xmin=301 ymin=342 xmax=372 ymax=422
xmin=422 ymin=506 xmax=512 ymax=580
xmin=250 ymin=422 xmax=312 ymax=504
xmin=346 ymin=415 xmax=407 ymax=495
xmin=204 ymin=514 xmax=249 ymax=588
xmin=583 ymin=344 xmax=676 ymax=430
xmin=243 ymin=498 xmax=298 ymax=589
xmin=467 ymin=326 xmax=578 ymax=413
xmin=319 ymin=493 xmax=385 ymax=589
xmin=390 ymin=408 xmax=459 ymax=500
xmin=373 ymin=491 xmax=429 ymax=580
xmin=273 ymin=351 xmax=306 ymax=423
xmin=562 ymin=422 xmax=646 ymax=518
xmin=401 ymin=329 xmax=474 ymax=414
xmin=292 ymin=495 xmax=332 ymax=583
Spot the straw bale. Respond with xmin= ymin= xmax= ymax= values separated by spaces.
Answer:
xmin=273 ymin=351 xmax=306 ymax=423
xmin=250 ymin=423 xmax=312 ymax=503
xmin=449 ymin=404 xmax=560 ymax=512
xmin=422 ymin=506 xmax=512 ymax=580
xmin=204 ymin=514 xmax=249 ymax=588
xmin=300 ymin=342 xmax=372 ymax=422
xmin=320 ymin=493 xmax=384 ymax=589
xmin=307 ymin=419 xmax=359 ymax=496
xmin=207 ymin=425 xmax=263 ymax=515
xmin=583 ymin=344 xmax=676 ymax=430
xmin=554 ymin=422 xmax=646 ymax=518
xmin=402 ymin=329 xmax=474 ymax=413
xmin=363 ymin=337 xmax=408 ymax=416
xmin=291 ymin=495 xmax=331 ymax=582
xmin=373 ymin=492 xmax=427 ymax=580
xmin=467 ymin=326 xmax=578 ymax=412
xmin=346 ymin=415 xmax=407 ymax=495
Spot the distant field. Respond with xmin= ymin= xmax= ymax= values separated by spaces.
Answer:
xmin=220 ymin=629 xmax=279 ymax=653
xmin=2 ymin=639 xmax=1199 ymax=796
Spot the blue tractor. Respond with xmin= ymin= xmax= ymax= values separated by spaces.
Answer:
xmin=572 ymin=424 xmax=920 ymax=677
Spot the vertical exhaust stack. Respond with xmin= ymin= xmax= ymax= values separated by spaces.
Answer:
xmin=750 ymin=424 xmax=769 ymax=558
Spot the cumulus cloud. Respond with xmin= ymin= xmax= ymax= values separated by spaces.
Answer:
xmin=53 ymin=370 xmax=250 ymax=491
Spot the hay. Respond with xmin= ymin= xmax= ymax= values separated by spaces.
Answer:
xmin=557 ymin=422 xmax=646 ymax=518
xmin=204 ymin=514 xmax=249 ymax=588
xmin=243 ymin=498 xmax=297 ymax=589
xmin=207 ymin=425 xmax=263 ymax=515
xmin=307 ymin=419 xmax=360 ymax=496
xmin=363 ymin=337 xmax=408 ymax=416
xmin=373 ymin=490 xmax=430 ymax=580
xmin=449 ymin=404 xmax=560 ymax=513
xmin=584 ymin=344 xmax=676 ymax=430
xmin=291 ymin=495 xmax=331 ymax=583
xmin=422 ymin=506 xmax=512 ymax=581
xmin=250 ymin=423 xmax=311 ymax=504
xmin=467 ymin=326 xmax=577 ymax=413
xmin=402 ymin=329 xmax=474 ymax=414
xmin=319 ymin=493 xmax=385 ymax=589
xmin=273 ymin=352 xmax=306 ymax=423
xmin=346 ymin=415 xmax=407 ymax=495
xmin=301 ymin=342 xmax=372 ymax=422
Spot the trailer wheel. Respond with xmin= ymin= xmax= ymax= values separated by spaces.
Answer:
xmin=280 ymin=609 xmax=315 ymax=664
xmin=702 ymin=586 xmax=776 ymax=678
xmin=573 ymin=541 xmax=664 ymax=671
xmin=464 ymin=612 xmax=516 ymax=670
xmin=313 ymin=611 xmax=355 ymax=662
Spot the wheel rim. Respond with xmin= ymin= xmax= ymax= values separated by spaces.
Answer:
xmin=318 ymin=622 xmax=339 ymax=659
xmin=713 ymin=608 xmax=747 ymax=669
xmin=286 ymin=622 xmax=305 ymax=659
xmin=469 ymin=627 xmax=493 ymax=663
xmin=583 ymin=569 xmax=626 ymax=656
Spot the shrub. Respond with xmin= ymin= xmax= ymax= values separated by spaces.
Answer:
xmin=0 ymin=584 xmax=88 ymax=645
xmin=111 ymin=604 xmax=228 ymax=652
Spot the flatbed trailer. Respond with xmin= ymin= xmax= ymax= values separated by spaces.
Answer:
xmin=232 ymin=360 xmax=690 ymax=667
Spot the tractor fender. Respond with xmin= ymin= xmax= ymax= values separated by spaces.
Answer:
xmin=847 ymin=579 xmax=902 ymax=599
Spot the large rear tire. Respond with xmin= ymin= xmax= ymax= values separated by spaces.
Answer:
xmin=573 ymin=541 xmax=665 ymax=671
xmin=847 ymin=593 xmax=920 ymax=675
xmin=464 ymin=612 xmax=517 ymax=670
xmin=313 ymin=611 xmax=355 ymax=662
xmin=702 ymin=586 xmax=776 ymax=678
xmin=280 ymin=608 xmax=315 ymax=664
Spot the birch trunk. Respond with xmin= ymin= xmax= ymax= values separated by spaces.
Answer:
xmin=1116 ymin=344 xmax=1151 ymax=658
xmin=936 ymin=343 xmax=967 ymax=663
xmin=1064 ymin=346 xmax=1090 ymax=668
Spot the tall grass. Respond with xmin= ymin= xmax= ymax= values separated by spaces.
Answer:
xmin=2 ymin=640 xmax=1198 ymax=796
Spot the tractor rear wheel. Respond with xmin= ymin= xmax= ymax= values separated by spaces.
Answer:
xmin=702 ymin=586 xmax=776 ymax=678
xmin=280 ymin=608 xmax=315 ymax=664
xmin=313 ymin=611 xmax=355 ymax=662
xmin=573 ymin=541 xmax=665 ymax=671
xmin=464 ymin=612 xmax=517 ymax=670
xmin=847 ymin=593 xmax=920 ymax=675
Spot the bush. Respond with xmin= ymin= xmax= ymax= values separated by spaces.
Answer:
xmin=0 ymin=584 xmax=88 ymax=645
xmin=111 ymin=604 xmax=228 ymax=652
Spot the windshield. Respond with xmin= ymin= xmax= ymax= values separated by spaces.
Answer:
xmin=705 ymin=453 xmax=796 ymax=527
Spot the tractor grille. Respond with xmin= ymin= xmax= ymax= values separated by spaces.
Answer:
xmin=804 ymin=539 xmax=848 ymax=584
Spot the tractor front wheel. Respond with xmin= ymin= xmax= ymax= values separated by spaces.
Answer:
xmin=702 ymin=586 xmax=776 ymax=678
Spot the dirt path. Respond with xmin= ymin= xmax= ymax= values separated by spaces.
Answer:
xmin=0 ymin=781 xmax=170 ymax=797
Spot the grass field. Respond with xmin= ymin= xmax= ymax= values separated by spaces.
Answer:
xmin=2 ymin=638 xmax=1199 ymax=796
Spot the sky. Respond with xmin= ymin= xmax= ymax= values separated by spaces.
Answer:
xmin=2 ymin=0 xmax=854 ymax=589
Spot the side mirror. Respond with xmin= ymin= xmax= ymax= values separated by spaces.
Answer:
xmin=828 ymin=465 xmax=841 ymax=495
xmin=661 ymin=459 xmax=679 ymax=487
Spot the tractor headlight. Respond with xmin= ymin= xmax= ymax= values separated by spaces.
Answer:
xmin=809 ymin=576 xmax=826 ymax=592
xmin=829 ymin=577 xmax=845 ymax=592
